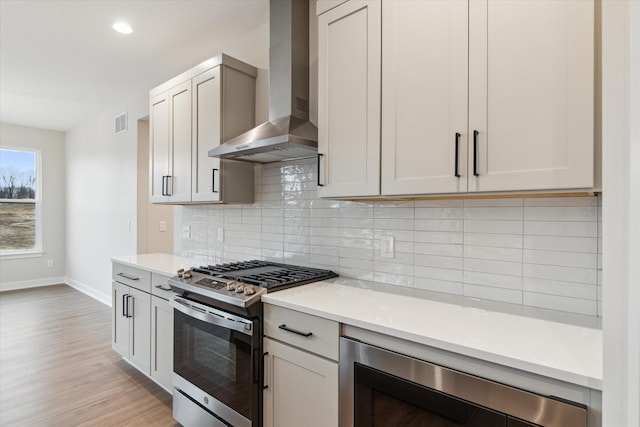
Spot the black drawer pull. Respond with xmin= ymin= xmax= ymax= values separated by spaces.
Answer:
xmin=317 ymin=153 xmax=324 ymax=187
xmin=117 ymin=272 xmax=139 ymax=281
xmin=278 ymin=324 xmax=313 ymax=338
xmin=473 ymin=130 xmax=479 ymax=177
xmin=155 ymin=285 xmax=172 ymax=291
xmin=454 ymin=132 xmax=461 ymax=178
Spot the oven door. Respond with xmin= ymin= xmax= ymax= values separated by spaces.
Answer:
xmin=171 ymin=296 xmax=260 ymax=427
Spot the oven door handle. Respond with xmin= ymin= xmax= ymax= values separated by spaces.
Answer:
xmin=170 ymin=297 xmax=254 ymax=336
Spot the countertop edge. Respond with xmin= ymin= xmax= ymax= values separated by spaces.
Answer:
xmin=261 ymin=293 xmax=603 ymax=391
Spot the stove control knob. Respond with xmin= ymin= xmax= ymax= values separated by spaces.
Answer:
xmin=226 ymin=281 xmax=236 ymax=291
xmin=183 ymin=272 xmax=192 ymax=279
xmin=176 ymin=268 xmax=185 ymax=278
xmin=244 ymin=286 xmax=256 ymax=296
xmin=235 ymin=283 xmax=245 ymax=293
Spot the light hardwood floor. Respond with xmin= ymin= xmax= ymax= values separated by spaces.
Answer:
xmin=0 ymin=284 xmax=177 ymax=426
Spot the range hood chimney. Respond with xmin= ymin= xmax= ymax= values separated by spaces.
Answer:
xmin=208 ymin=0 xmax=317 ymax=164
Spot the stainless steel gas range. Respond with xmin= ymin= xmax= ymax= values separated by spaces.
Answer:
xmin=168 ymin=260 xmax=337 ymax=427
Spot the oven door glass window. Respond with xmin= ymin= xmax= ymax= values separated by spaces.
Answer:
xmin=355 ymin=364 xmax=506 ymax=426
xmin=174 ymin=308 xmax=255 ymax=419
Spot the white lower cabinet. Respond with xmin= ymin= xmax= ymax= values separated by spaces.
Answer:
xmin=263 ymin=304 xmax=339 ymax=427
xmin=112 ymin=262 xmax=174 ymax=393
xmin=263 ymin=338 xmax=338 ymax=427
xmin=112 ymin=282 xmax=151 ymax=374
xmin=150 ymin=295 xmax=173 ymax=392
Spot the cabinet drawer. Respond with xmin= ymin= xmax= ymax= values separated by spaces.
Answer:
xmin=151 ymin=273 xmax=176 ymax=300
xmin=264 ymin=304 xmax=339 ymax=361
xmin=112 ymin=263 xmax=151 ymax=293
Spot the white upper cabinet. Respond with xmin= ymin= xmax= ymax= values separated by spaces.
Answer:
xmin=149 ymin=54 xmax=256 ymax=204
xmin=168 ymin=81 xmax=193 ymax=203
xmin=318 ymin=0 xmax=381 ymax=198
xmin=381 ymin=0 xmax=469 ymax=195
xmin=468 ymin=0 xmax=595 ymax=192
xmin=317 ymin=0 xmax=596 ymax=198
xmin=191 ymin=66 xmax=255 ymax=203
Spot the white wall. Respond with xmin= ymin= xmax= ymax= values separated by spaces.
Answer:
xmin=64 ymin=94 xmax=147 ymax=304
xmin=0 ymin=123 xmax=66 ymax=289
xmin=602 ymin=1 xmax=640 ymax=425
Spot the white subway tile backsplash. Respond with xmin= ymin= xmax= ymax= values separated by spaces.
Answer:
xmin=523 ymin=235 xmax=597 ymax=253
xmin=524 ymin=221 xmax=597 ymax=237
xmin=523 ymin=249 xmax=597 ymax=269
xmin=464 ymin=233 xmax=523 ymax=249
xmin=464 ymin=284 xmax=523 ymax=304
xmin=415 ymin=254 xmax=463 ymax=270
xmin=524 ymin=206 xmax=598 ymax=222
xmin=464 ymin=246 xmax=522 ymax=263
xmin=463 ymin=271 xmax=523 ymax=290
xmin=464 ymin=220 xmax=523 ymax=235
xmin=414 ymin=277 xmax=463 ymax=295
xmin=464 ymin=258 xmax=523 ymax=277
xmin=464 ymin=207 xmax=523 ymax=221
xmin=523 ymin=278 xmax=597 ymax=300
xmin=523 ymin=263 xmax=597 ymax=285
xmin=523 ymin=196 xmax=598 ymax=207
xmin=177 ymin=161 xmax=603 ymax=317
xmin=415 ymin=265 xmax=463 ymax=283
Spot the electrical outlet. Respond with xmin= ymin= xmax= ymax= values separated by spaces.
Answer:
xmin=125 ymin=220 xmax=131 ymax=232
xmin=182 ymin=225 xmax=191 ymax=239
xmin=46 ymin=259 xmax=54 ymax=268
xmin=159 ymin=221 xmax=167 ymax=232
xmin=381 ymin=236 xmax=395 ymax=258
xmin=217 ymin=227 xmax=224 ymax=242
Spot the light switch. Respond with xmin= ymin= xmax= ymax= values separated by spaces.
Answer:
xmin=182 ymin=225 xmax=191 ymax=239
xmin=159 ymin=221 xmax=167 ymax=232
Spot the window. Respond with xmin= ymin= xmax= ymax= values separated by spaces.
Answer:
xmin=0 ymin=148 xmax=42 ymax=257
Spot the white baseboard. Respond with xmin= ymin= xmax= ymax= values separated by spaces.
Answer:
xmin=0 ymin=276 xmax=66 ymax=292
xmin=65 ymin=277 xmax=111 ymax=307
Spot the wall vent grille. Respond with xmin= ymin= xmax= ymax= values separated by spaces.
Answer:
xmin=115 ymin=112 xmax=128 ymax=135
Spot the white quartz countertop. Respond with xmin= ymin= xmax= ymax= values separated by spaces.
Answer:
xmin=111 ymin=253 xmax=197 ymax=277
xmin=262 ymin=280 xmax=603 ymax=390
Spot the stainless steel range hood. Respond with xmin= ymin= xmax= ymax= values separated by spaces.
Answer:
xmin=208 ymin=0 xmax=317 ymax=164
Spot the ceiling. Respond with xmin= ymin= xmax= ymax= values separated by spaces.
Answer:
xmin=0 ymin=0 xmax=269 ymax=132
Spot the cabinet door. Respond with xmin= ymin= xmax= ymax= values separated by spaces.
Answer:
xmin=381 ymin=0 xmax=468 ymax=195
xmin=150 ymin=296 xmax=173 ymax=392
xmin=318 ymin=0 xmax=381 ymax=198
xmin=149 ymin=93 xmax=170 ymax=203
xmin=168 ymin=80 xmax=192 ymax=203
xmin=468 ymin=0 xmax=594 ymax=192
xmin=112 ymin=282 xmax=130 ymax=357
xmin=263 ymin=338 xmax=338 ymax=427
xmin=192 ymin=67 xmax=222 ymax=203
xmin=128 ymin=287 xmax=151 ymax=374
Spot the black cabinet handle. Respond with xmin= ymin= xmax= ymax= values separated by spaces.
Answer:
xmin=125 ymin=295 xmax=133 ymax=318
xmin=473 ymin=130 xmax=479 ymax=177
xmin=317 ymin=154 xmax=324 ymax=187
xmin=122 ymin=294 xmax=128 ymax=317
xmin=117 ymin=272 xmax=139 ymax=281
xmin=161 ymin=176 xmax=166 ymax=196
xmin=262 ymin=352 xmax=269 ymax=390
xmin=278 ymin=324 xmax=313 ymax=337
xmin=155 ymin=284 xmax=172 ymax=291
xmin=166 ymin=175 xmax=172 ymax=196
xmin=454 ymin=132 xmax=461 ymax=178
xmin=212 ymin=168 xmax=219 ymax=193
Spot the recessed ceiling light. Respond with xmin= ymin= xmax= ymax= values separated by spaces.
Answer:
xmin=112 ymin=22 xmax=133 ymax=34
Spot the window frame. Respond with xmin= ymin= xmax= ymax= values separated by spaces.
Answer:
xmin=0 ymin=147 xmax=43 ymax=259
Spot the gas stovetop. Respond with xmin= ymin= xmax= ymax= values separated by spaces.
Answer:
xmin=168 ymin=260 xmax=338 ymax=308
